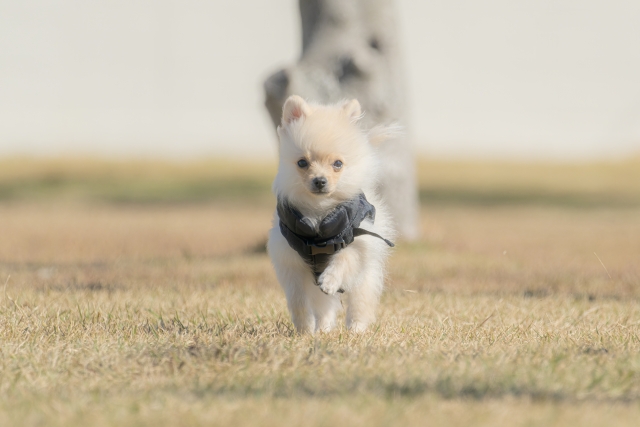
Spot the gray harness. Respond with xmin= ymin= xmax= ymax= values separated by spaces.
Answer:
xmin=277 ymin=194 xmax=394 ymax=286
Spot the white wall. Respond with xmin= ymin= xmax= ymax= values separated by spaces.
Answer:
xmin=401 ymin=1 xmax=640 ymax=159
xmin=1 ymin=0 xmax=639 ymax=160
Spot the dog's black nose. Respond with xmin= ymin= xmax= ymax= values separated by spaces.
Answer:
xmin=313 ymin=177 xmax=327 ymax=189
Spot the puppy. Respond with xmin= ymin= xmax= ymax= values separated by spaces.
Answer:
xmin=267 ymin=95 xmax=396 ymax=334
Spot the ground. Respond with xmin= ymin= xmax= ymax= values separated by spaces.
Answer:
xmin=1 ymin=158 xmax=639 ymax=426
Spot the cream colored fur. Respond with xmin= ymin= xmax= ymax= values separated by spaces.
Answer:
xmin=267 ymin=95 xmax=396 ymax=334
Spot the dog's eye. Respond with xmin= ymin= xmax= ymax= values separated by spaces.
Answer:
xmin=297 ymin=159 xmax=308 ymax=168
xmin=333 ymin=160 xmax=343 ymax=169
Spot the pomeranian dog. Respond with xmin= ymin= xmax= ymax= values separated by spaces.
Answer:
xmin=267 ymin=95 xmax=396 ymax=334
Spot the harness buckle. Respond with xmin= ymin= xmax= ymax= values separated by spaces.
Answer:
xmin=309 ymin=241 xmax=346 ymax=255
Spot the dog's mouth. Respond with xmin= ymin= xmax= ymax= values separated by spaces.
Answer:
xmin=310 ymin=188 xmax=330 ymax=195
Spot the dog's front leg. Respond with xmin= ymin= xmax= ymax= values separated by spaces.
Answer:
xmin=275 ymin=262 xmax=317 ymax=333
xmin=317 ymin=246 xmax=362 ymax=296
xmin=284 ymin=273 xmax=317 ymax=334
xmin=268 ymin=227 xmax=317 ymax=333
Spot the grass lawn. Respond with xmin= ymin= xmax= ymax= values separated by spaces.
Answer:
xmin=1 ymin=158 xmax=639 ymax=426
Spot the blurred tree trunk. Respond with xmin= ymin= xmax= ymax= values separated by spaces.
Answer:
xmin=264 ymin=0 xmax=419 ymax=240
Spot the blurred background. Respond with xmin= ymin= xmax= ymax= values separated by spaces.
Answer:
xmin=1 ymin=0 xmax=639 ymax=160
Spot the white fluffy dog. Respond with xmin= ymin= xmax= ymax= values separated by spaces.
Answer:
xmin=267 ymin=95 xmax=396 ymax=334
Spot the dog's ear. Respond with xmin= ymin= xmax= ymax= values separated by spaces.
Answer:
xmin=368 ymin=123 xmax=403 ymax=146
xmin=282 ymin=95 xmax=311 ymax=124
xmin=342 ymin=99 xmax=362 ymax=122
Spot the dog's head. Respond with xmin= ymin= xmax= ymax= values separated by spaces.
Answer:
xmin=274 ymin=95 xmax=396 ymax=212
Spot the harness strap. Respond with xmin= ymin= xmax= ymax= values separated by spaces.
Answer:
xmin=279 ymin=222 xmax=394 ymax=257
xmin=353 ymin=228 xmax=395 ymax=248
xmin=279 ymin=221 xmax=347 ymax=256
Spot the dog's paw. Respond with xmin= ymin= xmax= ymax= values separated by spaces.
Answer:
xmin=347 ymin=322 xmax=369 ymax=333
xmin=317 ymin=269 xmax=343 ymax=295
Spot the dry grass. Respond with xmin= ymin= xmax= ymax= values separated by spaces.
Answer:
xmin=1 ymin=158 xmax=639 ymax=426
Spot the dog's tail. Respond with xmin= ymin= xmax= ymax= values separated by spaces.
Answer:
xmin=367 ymin=123 xmax=404 ymax=146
